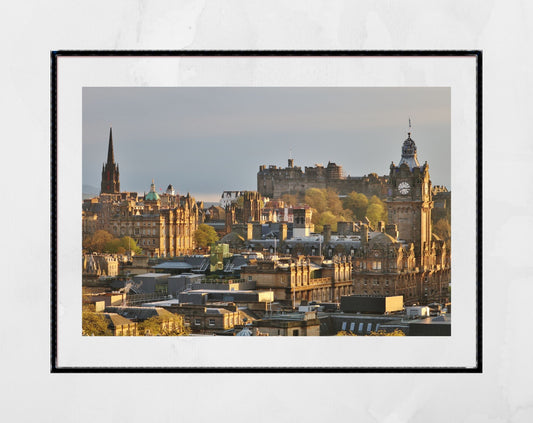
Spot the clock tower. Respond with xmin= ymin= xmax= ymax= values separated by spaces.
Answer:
xmin=387 ymin=131 xmax=433 ymax=269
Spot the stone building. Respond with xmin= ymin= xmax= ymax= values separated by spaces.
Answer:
xmin=252 ymin=311 xmax=321 ymax=336
xmin=241 ymin=255 xmax=353 ymax=306
xmin=350 ymin=132 xmax=450 ymax=305
xmin=101 ymin=313 xmax=138 ymax=336
xmin=257 ymin=158 xmax=389 ymax=199
xmin=84 ymin=130 xmax=200 ymax=257
xmin=108 ymin=180 xmax=199 ymax=257
xmin=83 ymin=254 xmax=119 ymax=277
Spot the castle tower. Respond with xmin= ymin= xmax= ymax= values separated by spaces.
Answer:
xmin=386 ymin=131 xmax=433 ymax=269
xmin=100 ymin=127 xmax=120 ymax=194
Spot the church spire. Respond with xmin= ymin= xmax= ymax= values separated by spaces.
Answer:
xmin=100 ymin=127 xmax=120 ymax=194
xmin=107 ymin=127 xmax=115 ymax=164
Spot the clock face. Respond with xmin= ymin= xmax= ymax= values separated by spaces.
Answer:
xmin=398 ymin=182 xmax=411 ymax=195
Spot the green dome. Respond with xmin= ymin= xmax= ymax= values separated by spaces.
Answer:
xmin=145 ymin=191 xmax=160 ymax=201
xmin=145 ymin=179 xmax=160 ymax=201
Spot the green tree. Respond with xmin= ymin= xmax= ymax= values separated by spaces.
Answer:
xmin=82 ymin=311 xmax=112 ymax=336
xmin=103 ymin=238 xmax=124 ymax=254
xmin=83 ymin=229 xmax=114 ymax=253
xmin=326 ymin=189 xmax=344 ymax=216
xmin=138 ymin=315 xmax=189 ymax=336
xmin=305 ymin=188 xmax=327 ymax=213
xmin=343 ymin=192 xmax=369 ymax=220
xmin=194 ymin=224 xmax=220 ymax=249
xmin=366 ymin=203 xmax=387 ymax=227
xmin=318 ymin=211 xmax=340 ymax=232
xmin=119 ymin=236 xmax=142 ymax=254
xmin=104 ymin=236 xmax=142 ymax=254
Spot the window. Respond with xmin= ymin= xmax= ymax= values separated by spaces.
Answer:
xmin=358 ymin=323 xmax=364 ymax=333
xmin=341 ymin=322 xmax=347 ymax=331
xmin=367 ymin=323 xmax=372 ymax=333
xmin=194 ymin=319 xmax=201 ymax=326
xmin=248 ymin=276 xmax=252 ymax=281
xmin=208 ymin=319 xmax=215 ymax=326
xmin=349 ymin=322 xmax=355 ymax=331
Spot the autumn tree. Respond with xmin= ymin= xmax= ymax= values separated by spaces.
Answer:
xmin=83 ymin=229 xmax=114 ymax=253
xmin=194 ymin=224 xmax=220 ymax=249
xmin=82 ymin=311 xmax=112 ymax=336
xmin=336 ymin=328 xmax=405 ymax=336
xmin=138 ymin=315 xmax=189 ymax=336
xmin=368 ymin=329 xmax=405 ymax=336
xmin=104 ymin=236 xmax=142 ymax=255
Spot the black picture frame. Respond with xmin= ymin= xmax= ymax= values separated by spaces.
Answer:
xmin=51 ymin=50 xmax=482 ymax=373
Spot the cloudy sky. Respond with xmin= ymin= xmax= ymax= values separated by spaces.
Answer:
xmin=83 ymin=87 xmax=450 ymax=202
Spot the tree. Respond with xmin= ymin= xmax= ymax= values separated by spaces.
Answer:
xmin=138 ymin=315 xmax=189 ymax=336
xmin=343 ymin=192 xmax=369 ymax=220
xmin=325 ymin=189 xmax=344 ymax=216
xmin=368 ymin=329 xmax=405 ymax=336
xmin=336 ymin=328 xmax=405 ymax=336
xmin=82 ymin=311 xmax=112 ymax=336
xmin=83 ymin=229 xmax=114 ymax=252
xmin=318 ymin=211 xmax=340 ymax=232
xmin=101 ymin=235 xmax=142 ymax=254
xmin=366 ymin=203 xmax=387 ymax=227
xmin=194 ymin=224 xmax=219 ymax=249
xmin=120 ymin=236 xmax=142 ymax=255
xmin=104 ymin=238 xmax=124 ymax=254
xmin=305 ymin=188 xmax=327 ymax=213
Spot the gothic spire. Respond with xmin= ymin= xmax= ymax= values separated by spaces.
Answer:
xmin=107 ymin=127 xmax=115 ymax=164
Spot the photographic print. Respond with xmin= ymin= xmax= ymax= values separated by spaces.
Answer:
xmin=53 ymin=52 xmax=480 ymax=370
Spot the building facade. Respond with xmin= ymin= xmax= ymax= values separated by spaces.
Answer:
xmin=108 ymin=181 xmax=199 ymax=257
xmin=241 ymin=255 xmax=353 ymax=306
xmin=351 ymin=132 xmax=450 ymax=305
xmin=257 ymin=159 xmax=389 ymax=199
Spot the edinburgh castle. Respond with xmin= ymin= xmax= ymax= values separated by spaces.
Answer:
xmin=257 ymin=159 xmax=389 ymax=199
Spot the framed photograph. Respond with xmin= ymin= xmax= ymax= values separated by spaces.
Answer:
xmin=52 ymin=51 xmax=481 ymax=372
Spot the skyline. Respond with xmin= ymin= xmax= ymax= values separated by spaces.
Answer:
xmin=83 ymin=87 xmax=451 ymax=202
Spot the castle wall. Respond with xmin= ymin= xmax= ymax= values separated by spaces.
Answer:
xmin=257 ymin=162 xmax=389 ymax=199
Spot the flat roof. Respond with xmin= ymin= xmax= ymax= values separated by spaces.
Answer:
xmin=134 ymin=272 xmax=171 ymax=278
xmin=153 ymin=262 xmax=193 ymax=269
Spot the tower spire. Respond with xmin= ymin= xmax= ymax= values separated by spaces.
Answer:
xmin=107 ymin=127 xmax=115 ymax=164
xmin=100 ymin=127 xmax=120 ymax=194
